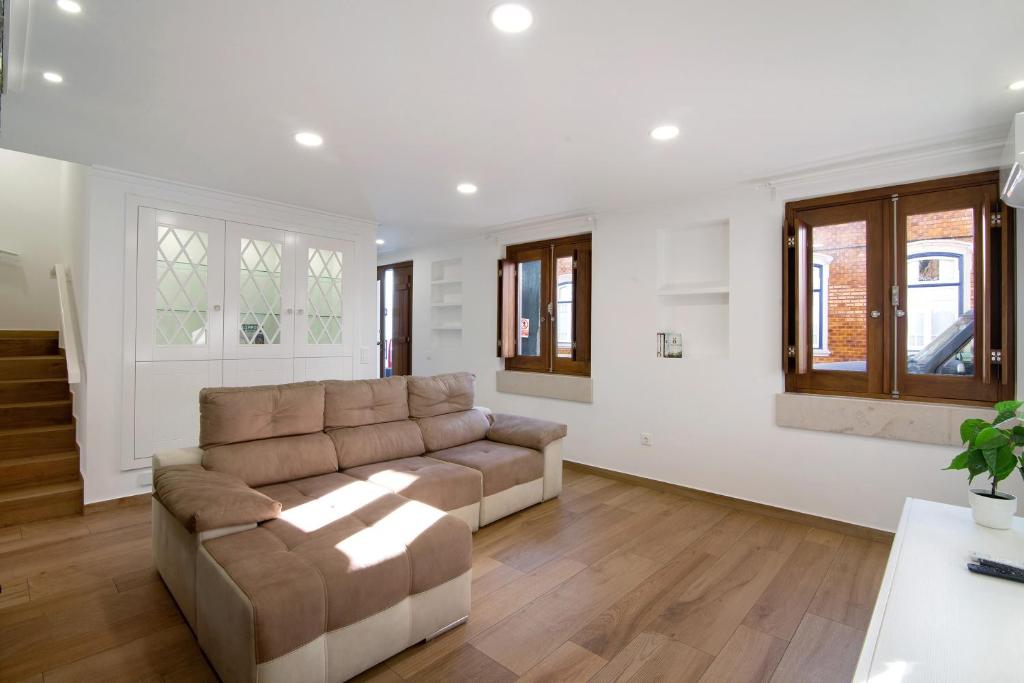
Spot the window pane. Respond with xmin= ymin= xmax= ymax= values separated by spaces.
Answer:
xmin=556 ymin=256 xmax=573 ymax=358
xmin=238 ymin=238 xmax=282 ymax=345
xmin=383 ymin=269 xmax=394 ymax=376
xmin=906 ymin=209 xmax=974 ymax=376
xmin=155 ymin=226 xmax=209 ymax=346
xmin=307 ymin=248 xmax=344 ymax=345
xmin=517 ymin=259 xmax=542 ymax=357
xmin=812 ymin=222 xmax=866 ymax=371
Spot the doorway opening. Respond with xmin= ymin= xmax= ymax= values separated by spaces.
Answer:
xmin=377 ymin=261 xmax=413 ymax=377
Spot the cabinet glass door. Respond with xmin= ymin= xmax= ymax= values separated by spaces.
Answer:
xmin=136 ymin=208 xmax=225 ymax=361
xmin=294 ymin=234 xmax=356 ymax=358
xmin=223 ymin=223 xmax=295 ymax=359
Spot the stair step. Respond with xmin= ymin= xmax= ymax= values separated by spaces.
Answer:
xmin=0 ymin=451 xmax=79 ymax=490
xmin=0 ymin=337 xmax=60 ymax=357
xmin=0 ymin=478 xmax=83 ymax=526
xmin=0 ymin=379 xmax=70 ymax=403
xmin=0 ymin=400 xmax=73 ymax=429
xmin=0 ymin=424 xmax=77 ymax=459
xmin=0 ymin=330 xmax=58 ymax=339
xmin=0 ymin=356 xmax=68 ymax=381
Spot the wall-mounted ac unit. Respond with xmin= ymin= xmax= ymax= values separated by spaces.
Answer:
xmin=1001 ymin=112 xmax=1024 ymax=208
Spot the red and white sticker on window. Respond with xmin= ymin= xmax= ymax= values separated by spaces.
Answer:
xmin=520 ymin=318 xmax=530 ymax=338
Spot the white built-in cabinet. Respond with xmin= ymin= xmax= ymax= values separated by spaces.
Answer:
xmin=131 ymin=206 xmax=356 ymax=465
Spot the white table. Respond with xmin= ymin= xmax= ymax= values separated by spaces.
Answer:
xmin=854 ymin=498 xmax=1024 ymax=682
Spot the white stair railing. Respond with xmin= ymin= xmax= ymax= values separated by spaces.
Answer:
xmin=50 ymin=263 xmax=83 ymax=385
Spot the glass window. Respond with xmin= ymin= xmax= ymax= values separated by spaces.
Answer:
xmin=556 ymin=256 xmax=574 ymax=358
xmin=307 ymin=247 xmax=344 ymax=345
xmin=812 ymin=221 xmax=866 ymax=372
xmin=517 ymin=259 xmax=542 ymax=357
xmin=155 ymin=226 xmax=209 ymax=346
xmin=238 ymin=238 xmax=282 ymax=345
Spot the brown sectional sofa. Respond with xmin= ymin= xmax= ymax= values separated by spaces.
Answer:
xmin=150 ymin=372 xmax=566 ymax=682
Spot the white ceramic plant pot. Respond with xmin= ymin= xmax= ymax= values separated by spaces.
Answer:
xmin=969 ymin=489 xmax=1017 ymax=530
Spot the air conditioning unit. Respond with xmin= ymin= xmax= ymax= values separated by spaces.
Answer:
xmin=1001 ymin=112 xmax=1024 ymax=208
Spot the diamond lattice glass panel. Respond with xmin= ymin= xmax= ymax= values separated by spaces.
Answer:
xmin=238 ymin=238 xmax=283 ymax=345
xmin=307 ymin=248 xmax=344 ymax=345
xmin=155 ymin=226 xmax=209 ymax=346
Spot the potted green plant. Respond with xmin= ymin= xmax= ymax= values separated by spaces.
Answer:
xmin=945 ymin=400 xmax=1024 ymax=529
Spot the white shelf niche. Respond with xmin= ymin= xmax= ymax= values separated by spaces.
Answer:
xmin=655 ymin=221 xmax=730 ymax=359
xmin=430 ymin=258 xmax=463 ymax=348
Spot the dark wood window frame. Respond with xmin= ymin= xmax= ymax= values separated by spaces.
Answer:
xmin=783 ymin=171 xmax=1015 ymax=406
xmin=498 ymin=233 xmax=592 ymax=377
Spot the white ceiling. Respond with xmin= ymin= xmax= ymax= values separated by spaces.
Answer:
xmin=2 ymin=0 xmax=1023 ymax=249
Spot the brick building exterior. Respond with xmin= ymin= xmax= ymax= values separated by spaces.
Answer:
xmin=813 ymin=209 xmax=973 ymax=364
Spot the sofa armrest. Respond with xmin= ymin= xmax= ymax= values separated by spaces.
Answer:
xmin=153 ymin=464 xmax=281 ymax=533
xmin=152 ymin=447 xmax=205 ymax=470
xmin=487 ymin=413 xmax=567 ymax=451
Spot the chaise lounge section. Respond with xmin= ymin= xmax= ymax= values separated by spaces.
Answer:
xmin=150 ymin=372 xmax=566 ymax=682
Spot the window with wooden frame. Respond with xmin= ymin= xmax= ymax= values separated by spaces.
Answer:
xmin=498 ymin=233 xmax=592 ymax=376
xmin=783 ymin=171 xmax=1015 ymax=405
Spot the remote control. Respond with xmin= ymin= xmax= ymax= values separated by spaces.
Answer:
xmin=968 ymin=562 xmax=1024 ymax=584
xmin=969 ymin=551 xmax=1024 ymax=572
xmin=977 ymin=558 xmax=1024 ymax=581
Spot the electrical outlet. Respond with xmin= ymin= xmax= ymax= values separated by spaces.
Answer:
xmin=640 ymin=432 xmax=653 ymax=447
xmin=137 ymin=470 xmax=153 ymax=487
xmin=359 ymin=346 xmax=370 ymax=364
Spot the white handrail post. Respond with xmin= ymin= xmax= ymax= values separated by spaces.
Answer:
xmin=51 ymin=263 xmax=83 ymax=385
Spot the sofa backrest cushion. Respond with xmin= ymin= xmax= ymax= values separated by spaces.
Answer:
xmin=407 ymin=372 xmax=475 ymax=418
xmin=323 ymin=377 xmax=409 ymax=428
xmin=417 ymin=409 xmax=490 ymax=452
xmin=328 ymin=420 xmax=426 ymax=469
xmin=199 ymin=382 xmax=325 ymax=449
xmin=202 ymin=432 xmax=338 ymax=487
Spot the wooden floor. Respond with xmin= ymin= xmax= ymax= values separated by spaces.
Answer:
xmin=0 ymin=468 xmax=891 ymax=682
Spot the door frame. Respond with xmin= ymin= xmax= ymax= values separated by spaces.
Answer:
xmin=378 ymin=260 xmax=414 ymax=377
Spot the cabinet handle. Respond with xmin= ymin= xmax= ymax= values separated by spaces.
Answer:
xmin=297 ymin=308 xmax=304 ymax=315
xmin=285 ymin=308 xmax=294 ymax=314
xmin=212 ymin=304 xmax=222 ymax=312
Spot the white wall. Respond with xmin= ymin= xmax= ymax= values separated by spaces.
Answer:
xmin=0 ymin=148 xmax=87 ymax=330
xmin=79 ymin=169 xmax=378 ymax=504
xmin=383 ymin=152 xmax=1023 ymax=532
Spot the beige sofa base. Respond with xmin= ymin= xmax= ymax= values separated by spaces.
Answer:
xmin=447 ymin=501 xmax=481 ymax=532
xmin=542 ymin=439 xmax=563 ymax=501
xmin=480 ymin=477 xmax=544 ymax=526
xmin=196 ymin=542 xmax=471 ymax=683
xmin=152 ymin=497 xmax=254 ymax=630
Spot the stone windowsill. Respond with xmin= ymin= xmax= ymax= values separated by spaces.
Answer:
xmin=496 ymin=370 xmax=593 ymax=403
xmin=775 ymin=392 xmax=993 ymax=447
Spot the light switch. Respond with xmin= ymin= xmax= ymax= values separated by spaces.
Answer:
xmin=359 ymin=346 xmax=370 ymax=364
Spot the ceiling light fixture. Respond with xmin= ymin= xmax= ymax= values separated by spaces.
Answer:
xmin=1010 ymin=80 xmax=1024 ymax=92
xmin=43 ymin=71 xmax=64 ymax=83
xmin=294 ymin=131 xmax=323 ymax=147
xmin=490 ymin=4 xmax=533 ymax=33
xmin=456 ymin=183 xmax=478 ymax=195
xmin=56 ymin=0 xmax=82 ymax=13
xmin=375 ymin=239 xmax=385 ymax=245
xmin=650 ymin=124 xmax=680 ymax=141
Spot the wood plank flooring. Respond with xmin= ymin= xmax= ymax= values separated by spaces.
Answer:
xmin=0 ymin=468 xmax=890 ymax=682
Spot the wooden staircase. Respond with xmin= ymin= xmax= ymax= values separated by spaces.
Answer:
xmin=0 ymin=331 xmax=83 ymax=526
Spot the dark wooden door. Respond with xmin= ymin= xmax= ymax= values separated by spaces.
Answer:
xmin=378 ymin=261 xmax=413 ymax=376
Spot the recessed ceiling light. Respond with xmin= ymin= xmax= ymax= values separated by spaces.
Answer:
xmin=375 ymin=239 xmax=385 ymax=245
xmin=1010 ymin=80 xmax=1024 ymax=91
xmin=490 ymin=4 xmax=533 ymax=33
xmin=56 ymin=0 xmax=82 ymax=13
xmin=43 ymin=72 xmax=64 ymax=84
xmin=456 ymin=183 xmax=478 ymax=195
xmin=294 ymin=131 xmax=323 ymax=147
xmin=650 ymin=124 xmax=680 ymax=141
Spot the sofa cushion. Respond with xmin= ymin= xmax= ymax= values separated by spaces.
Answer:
xmin=203 ymin=432 xmax=338 ymax=487
xmin=416 ymin=409 xmax=490 ymax=452
xmin=343 ymin=456 xmax=482 ymax=512
xmin=327 ymin=419 xmax=425 ymax=469
xmin=407 ymin=372 xmax=475 ymax=418
xmin=206 ymin=473 xmax=472 ymax=663
xmin=199 ymin=382 xmax=325 ymax=448
xmin=429 ymin=440 xmax=544 ymax=497
xmin=153 ymin=464 xmax=282 ymax=532
xmin=323 ymin=377 xmax=409 ymax=428
xmin=487 ymin=413 xmax=568 ymax=451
